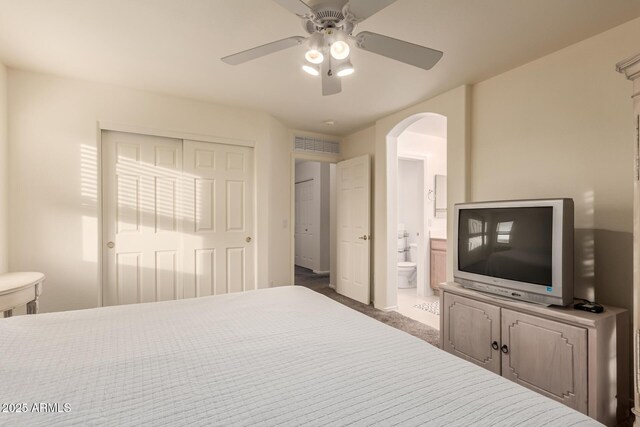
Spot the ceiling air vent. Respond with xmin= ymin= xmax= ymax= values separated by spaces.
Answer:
xmin=294 ymin=136 xmax=340 ymax=155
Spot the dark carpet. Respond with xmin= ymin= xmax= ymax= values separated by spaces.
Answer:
xmin=294 ymin=266 xmax=440 ymax=347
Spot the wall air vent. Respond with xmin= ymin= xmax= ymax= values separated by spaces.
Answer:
xmin=294 ymin=136 xmax=340 ymax=155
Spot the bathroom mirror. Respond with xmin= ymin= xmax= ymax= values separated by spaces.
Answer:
xmin=434 ymin=175 xmax=447 ymax=218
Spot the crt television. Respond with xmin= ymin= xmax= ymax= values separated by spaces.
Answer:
xmin=454 ymin=199 xmax=574 ymax=306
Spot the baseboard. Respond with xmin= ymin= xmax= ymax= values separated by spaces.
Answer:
xmin=312 ymin=270 xmax=330 ymax=276
xmin=378 ymin=305 xmax=398 ymax=312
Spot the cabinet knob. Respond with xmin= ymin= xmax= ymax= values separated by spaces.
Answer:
xmin=501 ymin=344 xmax=509 ymax=354
xmin=106 ymin=242 xmax=115 ymax=249
xmin=246 ymin=237 xmax=252 ymax=243
xmin=491 ymin=341 xmax=499 ymax=350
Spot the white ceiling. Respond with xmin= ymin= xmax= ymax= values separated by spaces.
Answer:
xmin=0 ymin=0 xmax=638 ymax=136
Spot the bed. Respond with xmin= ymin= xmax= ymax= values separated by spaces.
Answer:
xmin=0 ymin=286 xmax=598 ymax=426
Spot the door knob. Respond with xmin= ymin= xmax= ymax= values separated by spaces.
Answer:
xmin=501 ymin=344 xmax=509 ymax=354
xmin=358 ymin=235 xmax=369 ymax=241
xmin=106 ymin=242 xmax=115 ymax=249
xmin=491 ymin=341 xmax=499 ymax=350
xmin=246 ymin=237 xmax=252 ymax=243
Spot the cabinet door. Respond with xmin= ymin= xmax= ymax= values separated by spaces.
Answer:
xmin=442 ymin=293 xmax=501 ymax=374
xmin=501 ymin=309 xmax=588 ymax=414
xmin=430 ymin=249 xmax=447 ymax=290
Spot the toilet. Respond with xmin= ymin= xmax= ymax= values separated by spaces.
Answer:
xmin=398 ymin=243 xmax=417 ymax=288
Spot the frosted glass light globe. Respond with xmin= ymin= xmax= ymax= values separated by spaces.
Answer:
xmin=330 ymin=41 xmax=350 ymax=60
xmin=302 ymin=64 xmax=320 ymax=76
xmin=305 ymin=49 xmax=324 ymax=64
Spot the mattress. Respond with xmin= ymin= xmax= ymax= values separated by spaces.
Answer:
xmin=0 ymin=286 xmax=599 ymax=426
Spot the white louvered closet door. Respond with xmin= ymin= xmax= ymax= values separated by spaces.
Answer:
xmin=102 ymin=132 xmax=255 ymax=306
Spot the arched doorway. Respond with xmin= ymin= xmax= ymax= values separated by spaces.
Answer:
xmin=386 ymin=113 xmax=447 ymax=328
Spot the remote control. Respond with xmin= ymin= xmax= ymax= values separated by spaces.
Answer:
xmin=574 ymin=302 xmax=604 ymax=313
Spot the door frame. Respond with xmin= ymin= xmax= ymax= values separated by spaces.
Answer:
xmin=97 ymin=121 xmax=255 ymax=307
xmin=616 ymin=54 xmax=640 ymax=421
xmin=289 ymin=151 xmax=340 ymax=287
xmin=385 ymin=113 xmax=448 ymax=310
xmin=397 ymin=154 xmax=431 ymax=297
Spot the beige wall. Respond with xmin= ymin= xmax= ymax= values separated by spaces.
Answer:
xmin=471 ymin=17 xmax=639 ymax=311
xmin=0 ymin=61 xmax=6 ymax=274
xmin=7 ymin=69 xmax=293 ymax=313
xmin=266 ymin=116 xmax=293 ymax=286
xmin=342 ymin=126 xmax=376 ymax=159
xmin=341 ymin=17 xmax=640 ymax=314
xmin=341 ymin=87 xmax=470 ymax=309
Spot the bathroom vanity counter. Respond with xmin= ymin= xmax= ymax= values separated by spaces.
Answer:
xmin=429 ymin=229 xmax=447 ymax=239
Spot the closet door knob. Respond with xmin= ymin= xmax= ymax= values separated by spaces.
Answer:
xmin=491 ymin=341 xmax=499 ymax=350
xmin=358 ymin=235 xmax=368 ymax=240
xmin=106 ymin=242 xmax=115 ymax=249
xmin=246 ymin=237 xmax=252 ymax=243
xmin=501 ymin=344 xmax=509 ymax=354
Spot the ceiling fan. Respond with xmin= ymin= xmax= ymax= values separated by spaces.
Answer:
xmin=221 ymin=0 xmax=443 ymax=96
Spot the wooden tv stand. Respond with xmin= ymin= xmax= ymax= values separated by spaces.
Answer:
xmin=439 ymin=282 xmax=629 ymax=426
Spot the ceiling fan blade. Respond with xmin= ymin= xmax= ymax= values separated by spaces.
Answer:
xmin=221 ymin=36 xmax=306 ymax=65
xmin=272 ymin=0 xmax=314 ymax=17
xmin=345 ymin=0 xmax=397 ymax=22
xmin=322 ymin=57 xmax=342 ymax=96
xmin=356 ymin=31 xmax=443 ymax=70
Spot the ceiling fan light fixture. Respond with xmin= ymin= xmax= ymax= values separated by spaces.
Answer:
xmin=330 ymin=41 xmax=350 ymax=60
xmin=305 ymin=49 xmax=324 ymax=64
xmin=329 ymin=30 xmax=351 ymax=60
xmin=220 ymin=2 xmax=444 ymax=97
xmin=335 ymin=61 xmax=355 ymax=77
xmin=305 ymin=32 xmax=326 ymax=64
xmin=302 ymin=64 xmax=320 ymax=76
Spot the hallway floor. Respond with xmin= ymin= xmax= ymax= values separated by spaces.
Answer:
xmin=294 ymin=266 xmax=439 ymax=347
xmin=395 ymin=287 xmax=440 ymax=331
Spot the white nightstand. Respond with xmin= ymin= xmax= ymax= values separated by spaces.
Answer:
xmin=0 ymin=272 xmax=45 ymax=318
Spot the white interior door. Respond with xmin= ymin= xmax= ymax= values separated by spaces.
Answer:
xmin=181 ymin=139 xmax=255 ymax=297
xmin=301 ymin=180 xmax=315 ymax=268
xmin=102 ymin=131 xmax=183 ymax=305
xmin=102 ymin=131 xmax=255 ymax=306
xmin=336 ymin=155 xmax=371 ymax=304
xmin=295 ymin=179 xmax=314 ymax=269
xmin=295 ymin=183 xmax=302 ymax=266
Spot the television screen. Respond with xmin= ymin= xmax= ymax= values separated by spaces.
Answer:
xmin=457 ymin=207 xmax=553 ymax=286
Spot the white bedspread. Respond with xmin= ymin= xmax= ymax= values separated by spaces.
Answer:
xmin=0 ymin=286 xmax=599 ymax=426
